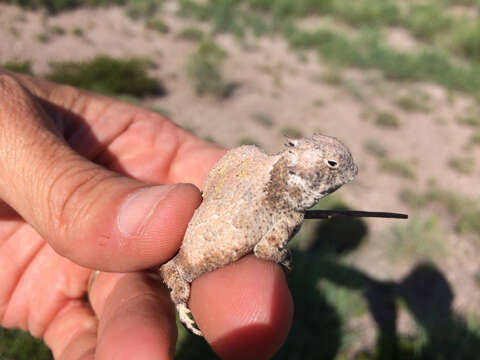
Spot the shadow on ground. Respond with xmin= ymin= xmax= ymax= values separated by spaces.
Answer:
xmin=282 ymin=209 xmax=480 ymax=360
xmin=176 ymin=205 xmax=480 ymax=359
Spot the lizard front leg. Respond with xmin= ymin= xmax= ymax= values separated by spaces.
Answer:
xmin=253 ymin=221 xmax=296 ymax=272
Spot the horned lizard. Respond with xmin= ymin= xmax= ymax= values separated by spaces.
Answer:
xmin=159 ymin=133 xmax=358 ymax=336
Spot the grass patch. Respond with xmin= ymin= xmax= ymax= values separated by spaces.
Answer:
xmin=241 ymin=12 xmax=269 ymax=37
xmin=380 ymin=158 xmax=416 ymax=179
xmin=281 ymin=126 xmax=303 ymax=138
xmin=395 ymin=92 xmax=430 ymax=113
xmin=35 ymin=24 xmax=68 ymax=44
xmin=146 ymin=17 xmax=170 ymax=33
xmin=9 ymin=25 xmax=21 ymax=38
xmin=2 ymin=60 xmax=33 ymax=75
xmin=72 ymin=27 xmax=84 ymax=37
xmin=363 ymin=138 xmax=388 ymax=158
xmin=321 ymin=67 xmax=343 ymax=85
xmin=375 ymin=111 xmax=400 ymax=128
xmin=258 ymin=63 xmax=283 ymax=88
xmin=48 ymin=25 xmax=66 ymax=36
xmin=448 ymin=156 xmax=475 ymax=174
xmin=387 ymin=217 xmax=445 ymax=262
xmin=178 ymin=27 xmax=204 ymax=42
xmin=403 ymin=3 xmax=452 ymax=41
xmin=330 ymin=0 xmax=400 ymax=26
xmin=178 ymin=0 xmax=244 ymax=36
xmin=286 ymin=26 xmax=480 ymax=96
xmin=0 ymin=327 xmax=52 ymax=360
xmin=312 ymin=98 xmax=325 ymax=107
xmin=186 ymin=39 xmax=231 ymax=98
xmin=126 ymin=0 xmax=162 ymax=19
xmin=457 ymin=115 xmax=480 ymax=127
xmin=450 ymin=22 xmax=480 ymax=63
xmin=251 ymin=111 xmax=274 ymax=127
xmin=470 ymin=131 xmax=480 ymax=146
xmin=36 ymin=32 xmax=51 ymax=43
xmin=342 ymin=79 xmax=365 ymax=102
xmin=399 ymin=186 xmax=480 ymax=237
xmin=45 ymin=56 xmax=166 ymax=97
xmin=172 ymin=1 xmax=480 ymax=95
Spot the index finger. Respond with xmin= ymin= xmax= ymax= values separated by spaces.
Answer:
xmin=190 ymin=255 xmax=294 ymax=360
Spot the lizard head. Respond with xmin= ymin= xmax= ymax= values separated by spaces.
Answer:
xmin=283 ymin=133 xmax=358 ymax=210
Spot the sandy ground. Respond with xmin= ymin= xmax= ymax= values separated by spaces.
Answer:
xmin=1 ymin=1 xmax=480 ymax=353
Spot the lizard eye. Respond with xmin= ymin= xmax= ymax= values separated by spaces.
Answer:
xmin=326 ymin=159 xmax=339 ymax=169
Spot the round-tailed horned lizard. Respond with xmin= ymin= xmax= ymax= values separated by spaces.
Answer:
xmin=160 ymin=133 xmax=358 ymax=336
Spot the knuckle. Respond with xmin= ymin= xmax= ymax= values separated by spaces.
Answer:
xmin=0 ymin=74 xmax=28 ymax=114
xmin=0 ymin=72 xmax=22 ymax=92
xmin=48 ymin=82 xmax=80 ymax=105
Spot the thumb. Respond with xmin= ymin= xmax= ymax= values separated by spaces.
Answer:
xmin=0 ymin=74 xmax=201 ymax=271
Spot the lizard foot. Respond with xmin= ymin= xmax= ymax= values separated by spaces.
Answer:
xmin=177 ymin=303 xmax=203 ymax=336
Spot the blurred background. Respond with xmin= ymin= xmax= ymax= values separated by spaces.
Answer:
xmin=1 ymin=0 xmax=480 ymax=358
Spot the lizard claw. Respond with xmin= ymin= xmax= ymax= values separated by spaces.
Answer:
xmin=177 ymin=303 xmax=203 ymax=336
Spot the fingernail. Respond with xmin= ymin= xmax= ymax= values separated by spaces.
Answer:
xmin=117 ymin=185 xmax=177 ymax=236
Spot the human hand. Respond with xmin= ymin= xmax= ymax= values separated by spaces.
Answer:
xmin=0 ymin=71 xmax=293 ymax=359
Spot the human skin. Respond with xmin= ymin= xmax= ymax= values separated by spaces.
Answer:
xmin=0 ymin=70 xmax=293 ymax=360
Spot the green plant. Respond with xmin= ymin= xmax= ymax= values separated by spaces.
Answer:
xmin=36 ymin=32 xmax=51 ymax=43
xmin=286 ymin=26 xmax=480 ymax=96
xmin=331 ymin=0 xmax=400 ymax=26
xmin=48 ymin=25 xmax=66 ymax=36
xmin=72 ymin=27 xmax=84 ymax=37
xmin=403 ymin=3 xmax=452 ymax=41
xmin=322 ymin=67 xmax=343 ymax=85
xmin=395 ymin=93 xmax=430 ymax=113
xmin=450 ymin=22 xmax=480 ymax=62
xmin=0 ymin=327 xmax=52 ymax=360
xmin=146 ymin=17 xmax=170 ymax=33
xmin=251 ymin=111 xmax=274 ymax=127
xmin=342 ymin=79 xmax=365 ymax=102
xmin=178 ymin=27 xmax=204 ymax=41
xmin=9 ymin=25 xmax=20 ymax=38
xmin=126 ymin=0 xmax=162 ymax=19
xmin=457 ymin=115 xmax=480 ymax=127
xmin=186 ymin=39 xmax=230 ymax=97
xmin=46 ymin=56 xmax=166 ymax=97
xmin=448 ymin=156 xmax=475 ymax=174
xmin=281 ymin=126 xmax=303 ymax=138
xmin=387 ymin=217 xmax=445 ymax=262
xmin=2 ymin=60 xmax=33 ymax=75
xmin=457 ymin=209 xmax=480 ymax=236
xmin=375 ymin=111 xmax=400 ymax=128
xmin=399 ymin=186 xmax=480 ymax=237
xmin=363 ymin=138 xmax=388 ymax=158
xmin=242 ymin=12 xmax=268 ymax=37
xmin=178 ymin=0 xmax=244 ymax=36
xmin=470 ymin=131 xmax=480 ymax=146
xmin=380 ymin=158 xmax=416 ymax=179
